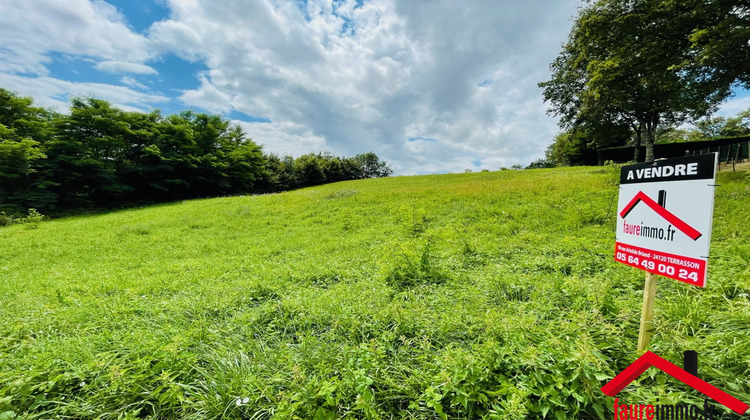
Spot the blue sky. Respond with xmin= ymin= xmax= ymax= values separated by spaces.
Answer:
xmin=107 ymin=0 xmax=170 ymax=33
xmin=0 ymin=0 xmax=747 ymax=174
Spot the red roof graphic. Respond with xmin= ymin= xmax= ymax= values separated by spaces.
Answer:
xmin=620 ymin=191 xmax=702 ymax=240
xmin=601 ymin=351 xmax=749 ymax=415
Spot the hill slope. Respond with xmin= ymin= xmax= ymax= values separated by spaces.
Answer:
xmin=1 ymin=167 xmax=748 ymax=419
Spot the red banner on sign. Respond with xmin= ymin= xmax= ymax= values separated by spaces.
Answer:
xmin=614 ymin=242 xmax=707 ymax=287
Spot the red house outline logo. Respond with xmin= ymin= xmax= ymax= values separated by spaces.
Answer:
xmin=620 ymin=191 xmax=702 ymax=241
xmin=601 ymin=351 xmax=748 ymax=415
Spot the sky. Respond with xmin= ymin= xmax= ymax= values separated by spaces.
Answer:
xmin=0 ymin=0 xmax=747 ymax=175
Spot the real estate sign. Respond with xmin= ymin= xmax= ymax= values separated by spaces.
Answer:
xmin=614 ymin=154 xmax=718 ymax=287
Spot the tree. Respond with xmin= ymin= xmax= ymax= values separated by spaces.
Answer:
xmin=0 ymin=88 xmax=53 ymax=141
xmin=540 ymin=0 xmax=733 ymax=162
xmin=525 ymin=158 xmax=555 ymax=169
xmin=720 ymin=109 xmax=750 ymax=137
xmin=657 ymin=108 xmax=750 ymax=142
xmin=316 ymin=152 xmax=344 ymax=183
xmin=45 ymin=97 xmax=134 ymax=208
xmin=0 ymin=88 xmax=393 ymax=212
xmin=545 ymin=120 xmax=631 ymax=166
xmin=354 ymin=152 xmax=393 ymax=178
xmin=261 ymin=154 xmax=298 ymax=192
xmin=117 ymin=109 xmax=162 ymax=202
xmin=546 ymin=130 xmax=591 ymax=166
xmin=655 ymin=126 xmax=698 ymax=143
xmin=226 ymin=131 xmax=266 ymax=193
xmin=0 ymin=126 xmax=47 ymax=212
xmin=0 ymin=89 xmax=57 ymax=212
xmin=681 ymin=0 xmax=750 ymax=90
xmin=294 ymin=153 xmax=326 ymax=187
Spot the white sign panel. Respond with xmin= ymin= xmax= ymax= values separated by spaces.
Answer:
xmin=614 ymin=154 xmax=717 ymax=287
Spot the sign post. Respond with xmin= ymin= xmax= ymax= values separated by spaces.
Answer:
xmin=614 ymin=154 xmax=718 ymax=351
xmin=637 ymin=272 xmax=657 ymax=352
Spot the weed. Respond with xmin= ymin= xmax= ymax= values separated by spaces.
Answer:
xmin=326 ymin=189 xmax=358 ymax=199
xmin=396 ymin=203 xmax=428 ymax=235
xmin=0 ymin=208 xmax=45 ymax=227
xmin=386 ymin=242 xmax=447 ymax=290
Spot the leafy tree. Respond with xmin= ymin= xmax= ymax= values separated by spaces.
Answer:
xmin=525 ymin=158 xmax=555 ymax=169
xmin=354 ymin=152 xmax=393 ymax=178
xmin=317 ymin=152 xmax=344 ymax=183
xmin=294 ymin=153 xmax=327 ymax=187
xmin=540 ymin=0 xmax=733 ymax=162
xmin=45 ymin=98 xmax=133 ymax=208
xmin=225 ymin=132 xmax=266 ymax=194
xmin=545 ymin=120 xmax=631 ymax=166
xmin=182 ymin=111 xmax=232 ymax=197
xmin=0 ymin=89 xmax=33 ymax=126
xmin=695 ymin=116 xmax=729 ymax=140
xmin=0 ymin=88 xmax=392 ymax=214
xmin=0 ymin=127 xmax=47 ymax=212
xmin=720 ymin=109 xmax=750 ymax=137
xmin=147 ymin=113 xmax=201 ymax=199
xmin=546 ymin=131 xmax=587 ymax=166
xmin=259 ymin=151 xmax=392 ymax=192
xmin=261 ymin=154 xmax=298 ymax=192
xmin=0 ymin=89 xmax=57 ymax=212
xmin=654 ymin=126 xmax=700 ymax=143
xmin=657 ymin=108 xmax=750 ymax=142
xmin=117 ymin=109 xmax=163 ymax=201
xmin=341 ymin=156 xmax=363 ymax=180
xmin=680 ymin=0 xmax=750 ymax=90
xmin=0 ymin=88 xmax=53 ymax=141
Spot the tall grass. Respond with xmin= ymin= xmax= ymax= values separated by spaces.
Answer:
xmin=0 ymin=167 xmax=748 ymax=419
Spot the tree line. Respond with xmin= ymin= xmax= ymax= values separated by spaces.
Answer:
xmin=540 ymin=0 xmax=750 ymax=164
xmin=0 ymin=88 xmax=392 ymax=216
xmin=544 ymin=107 xmax=750 ymax=166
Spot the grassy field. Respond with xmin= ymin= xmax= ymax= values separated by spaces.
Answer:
xmin=1 ymin=166 xmax=748 ymax=419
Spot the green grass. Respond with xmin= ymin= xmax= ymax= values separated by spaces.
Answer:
xmin=1 ymin=167 xmax=748 ymax=419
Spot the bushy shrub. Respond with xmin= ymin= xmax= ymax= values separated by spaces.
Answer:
xmin=0 ymin=208 xmax=44 ymax=227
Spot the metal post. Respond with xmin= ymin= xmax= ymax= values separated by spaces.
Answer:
xmin=684 ymin=350 xmax=698 ymax=378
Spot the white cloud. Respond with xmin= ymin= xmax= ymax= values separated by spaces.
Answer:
xmin=179 ymin=75 xmax=234 ymax=113
xmin=120 ymin=76 xmax=148 ymax=90
xmin=0 ymin=0 xmax=165 ymax=112
xmin=0 ymin=73 xmax=168 ymax=113
xmin=715 ymin=91 xmax=750 ymax=117
xmin=0 ymin=0 xmax=154 ymax=75
xmin=0 ymin=0 xmax=581 ymax=174
xmin=96 ymin=61 xmax=158 ymax=75
xmin=147 ymin=0 xmax=578 ymax=173
xmin=232 ymin=120 xmax=328 ymax=156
